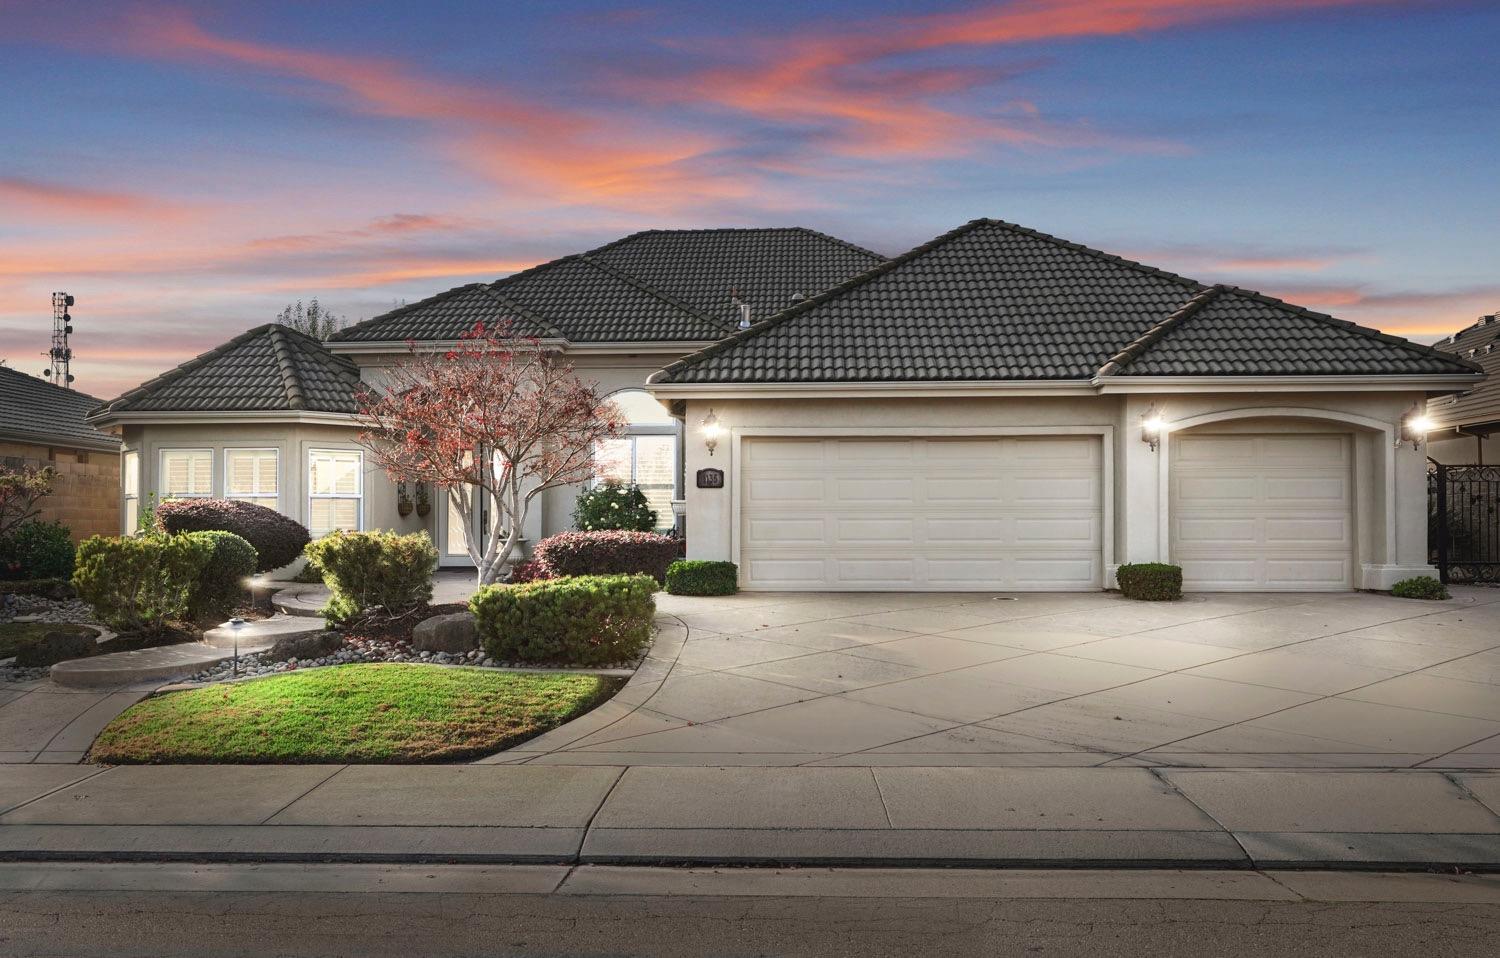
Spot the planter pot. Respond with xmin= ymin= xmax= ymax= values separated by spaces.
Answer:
xmin=397 ymin=502 xmax=414 ymax=518
xmin=416 ymin=502 xmax=432 ymax=518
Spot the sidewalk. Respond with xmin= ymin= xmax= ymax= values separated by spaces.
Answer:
xmin=3 ymin=764 xmax=1497 ymax=869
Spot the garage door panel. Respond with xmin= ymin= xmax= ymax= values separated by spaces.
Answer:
xmin=740 ymin=436 xmax=1102 ymax=591
xmin=1172 ymin=433 xmax=1352 ymax=591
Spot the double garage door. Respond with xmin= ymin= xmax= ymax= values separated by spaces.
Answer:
xmin=737 ymin=431 xmax=1354 ymax=592
xmin=739 ymin=436 xmax=1103 ymax=591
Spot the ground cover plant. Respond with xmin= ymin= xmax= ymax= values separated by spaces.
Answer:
xmin=89 ymin=663 xmax=622 ymax=763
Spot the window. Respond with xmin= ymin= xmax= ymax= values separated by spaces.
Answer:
xmin=122 ymin=450 xmax=139 ymax=533
xmin=225 ymin=449 xmax=279 ymax=510
xmin=159 ymin=449 xmax=213 ymax=499
xmin=596 ymin=390 xmax=678 ymax=531
xmin=308 ymin=449 xmax=362 ymax=536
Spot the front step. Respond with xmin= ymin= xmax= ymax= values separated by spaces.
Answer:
xmin=51 ymin=615 xmax=320 ymax=688
xmin=202 ymin=613 xmax=325 ymax=648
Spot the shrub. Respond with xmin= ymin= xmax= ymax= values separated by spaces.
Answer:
xmin=533 ymin=530 xmax=678 ymax=584
xmin=573 ymin=480 xmax=658 ymax=532
xmin=1116 ymin=563 xmax=1183 ymax=601
xmin=508 ymin=558 xmax=553 ymax=584
xmin=666 ymin=560 xmax=738 ymax=596
xmin=1391 ymin=576 xmax=1449 ymax=600
xmin=0 ymin=520 xmax=75 ymax=580
xmin=472 ymin=574 xmax=655 ymax=665
xmin=72 ymin=534 xmax=213 ymax=633
xmin=155 ymin=498 xmax=310 ymax=572
xmin=181 ymin=530 xmax=258 ymax=621
xmin=303 ymin=530 xmax=437 ymax=623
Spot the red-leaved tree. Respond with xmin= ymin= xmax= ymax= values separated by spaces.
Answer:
xmin=356 ymin=324 xmax=625 ymax=586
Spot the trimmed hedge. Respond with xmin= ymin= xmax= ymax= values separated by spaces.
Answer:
xmin=573 ymin=480 xmax=657 ymax=532
xmin=0 ymin=520 xmax=75 ymax=580
xmin=1391 ymin=576 xmax=1449 ymax=600
xmin=1116 ymin=563 xmax=1183 ymax=601
xmin=666 ymin=560 xmax=738 ymax=596
xmin=155 ymin=498 xmax=310 ymax=573
xmin=303 ymin=530 xmax=437 ymax=624
xmin=72 ymin=534 xmax=213 ymax=633
xmin=533 ymin=530 xmax=678 ymax=584
xmin=471 ymin=574 xmax=656 ymax=666
xmin=182 ymin=530 xmax=258 ymax=621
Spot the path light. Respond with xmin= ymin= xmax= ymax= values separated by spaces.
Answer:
xmin=225 ymin=617 xmax=246 ymax=677
xmin=1140 ymin=405 xmax=1165 ymax=452
xmin=1399 ymin=404 xmax=1433 ymax=449
xmin=702 ymin=409 xmax=722 ymax=457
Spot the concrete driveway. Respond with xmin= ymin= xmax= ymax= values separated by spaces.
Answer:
xmin=502 ymin=587 xmax=1500 ymax=769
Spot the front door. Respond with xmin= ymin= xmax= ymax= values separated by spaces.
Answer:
xmin=438 ymin=485 xmax=483 ymax=568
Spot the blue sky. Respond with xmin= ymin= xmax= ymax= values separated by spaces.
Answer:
xmin=1 ymin=0 xmax=1496 ymax=397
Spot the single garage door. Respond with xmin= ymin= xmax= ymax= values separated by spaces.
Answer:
xmin=1171 ymin=433 xmax=1353 ymax=591
xmin=739 ymin=436 xmax=1103 ymax=591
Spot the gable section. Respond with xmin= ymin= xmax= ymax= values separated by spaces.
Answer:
xmin=656 ymin=219 xmax=1199 ymax=384
xmin=1118 ymin=288 xmax=1478 ymax=377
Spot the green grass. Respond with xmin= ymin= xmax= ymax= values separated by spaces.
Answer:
xmin=90 ymin=663 xmax=623 ymax=764
xmin=0 ymin=622 xmax=98 ymax=660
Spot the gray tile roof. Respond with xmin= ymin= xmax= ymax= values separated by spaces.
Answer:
xmin=652 ymin=219 xmax=1480 ymax=384
xmin=331 ymin=228 xmax=886 ymax=344
xmin=0 ymin=366 xmax=118 ymax=451
xmin=1429 ymin=315 xmax=1500 ymax=430
xmin=91 ymin=324 xmax=361 ymax=418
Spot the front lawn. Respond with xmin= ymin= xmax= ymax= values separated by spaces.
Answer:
xmin=90 ymin=663 xmax=622 ymax=764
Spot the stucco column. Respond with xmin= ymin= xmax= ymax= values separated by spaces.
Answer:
xmin=1119 ymin=394 xmax=1166 ymax=570
xmin=682 ymin=400 xmax=732 ymax=562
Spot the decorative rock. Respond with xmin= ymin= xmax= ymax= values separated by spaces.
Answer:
xmin=411 ymin=612 xmax=479 ymax=654
xmin=14 ymin=628 xmax=100 ymax=668
xmin=266 ymin=630 xmax=345 ymax=663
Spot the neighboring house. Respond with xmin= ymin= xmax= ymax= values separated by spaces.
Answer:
xmin=87 ymin=228 xmax=884 ymax=569
xmin=648 ymin=219 xmax=1480 ymax=592
xmin=1427 ymin=313 xmax=1500 ymax=464
xmin=0 ymin=365 xmax=121 ymax=541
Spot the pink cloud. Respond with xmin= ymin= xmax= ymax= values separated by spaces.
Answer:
xmin=0 ymin=176 xmax=190 ymax=220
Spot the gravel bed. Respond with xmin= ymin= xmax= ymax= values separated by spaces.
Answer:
xmin=0 ymin=593 xmax=98 ymax=626
xmin=181 ymin=635 xmax=642 ymax=684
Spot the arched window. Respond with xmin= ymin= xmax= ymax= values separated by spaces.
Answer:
xmin=594 ymin=390 xmax=678 ymax=531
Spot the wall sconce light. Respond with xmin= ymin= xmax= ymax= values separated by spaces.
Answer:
xmin=702 ymin=408 xmax=721 ymax=457
xmin=1398 ymin=403 xmax=1433 ymax=450
xmin=1140 ymin=405 xmax=1165 ymax=452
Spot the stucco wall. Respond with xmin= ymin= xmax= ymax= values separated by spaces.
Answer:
xmin=1427 ymin=433 xmax=1494 ymax=465
xmin=676 ymin=390 xmax=1435 ymax=591
xmin=1 ymin=440 xmax=121 ymax=542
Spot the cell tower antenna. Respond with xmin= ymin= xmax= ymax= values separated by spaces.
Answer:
xmin=45 ymin=292 xmax=76 ymax=388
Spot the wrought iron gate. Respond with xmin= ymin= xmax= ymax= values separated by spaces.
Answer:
xmin=1429 ymin=462 xmax=1500 ymax=584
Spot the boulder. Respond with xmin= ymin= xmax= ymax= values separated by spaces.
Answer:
xmin=267 ymin=630 xmax=345 ymax=663
xmin=15 ymin=628 xmax=99 ymax=668
xmin=412 ymin=612 xmax=479 ymax=654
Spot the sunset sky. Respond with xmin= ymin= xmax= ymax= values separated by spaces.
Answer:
xmin=1 ymin=0 xmax=1496 ymax=399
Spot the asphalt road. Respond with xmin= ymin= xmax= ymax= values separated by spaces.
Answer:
xmin=2 ymin=865 xmax=1498 ymax=957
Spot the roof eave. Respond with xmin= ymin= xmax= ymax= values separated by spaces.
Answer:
xmin=1093 ymin=373 xmax=1484 ymax=393
xmin=88 ymin=409 xmax=362 ymax=428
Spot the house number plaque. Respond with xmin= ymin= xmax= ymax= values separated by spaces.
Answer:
xmin=696 ymin=468 xmax=725 ymax=489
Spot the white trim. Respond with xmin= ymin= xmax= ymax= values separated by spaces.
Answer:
xmin=566 ymin=341 xmax=717 ymax=355
xmin=1154 ymin=406 xmax=1397 ymax=588
xmin=728 ymin=425 xmax=1115 ymax=592
xmin=157 ymin=447 xmax=215 ymax=499
xmin=306 ymin=447 xmax=364 ymax=536
xmin=325 ymin=339 xmax=568 ymax=355
xmin=650 ymin=381 xmax=1099 ymax=398
xmin=222 ymin=447 xmax=281 ymax=511
xmin=91 ymin=410 xmax=360 ymax=428
xmin=121 ymin=448 xmax=140 ymax=534
xmin=1095 ymin=374 xmax=1479 ymax=393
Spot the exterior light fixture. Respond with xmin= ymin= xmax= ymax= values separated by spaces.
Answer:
xmin=702 ymin=409 xmax=722 ymax=457
xmin=1140 ymin=405 xmax=1165 ymax=452
xmin=1398 ymin=404 xmax=1433 ymax=449
xmin=226 ymin=616 xmax=246 ymax=677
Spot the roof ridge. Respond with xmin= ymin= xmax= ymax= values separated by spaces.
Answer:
xmin=576 ymin=253 xmax=731 ymax=332
xmin=1097 ymin=285 xmax=1223 ymax=376
xmin=267 ymin=325 xmax=307 ymax=410
xmin=330 ymin=284 xmax=486 ymax=342
xmin=974 ymin=218 xmax=1203 ymax=291
xmin=787 ymin=226 xmax=888 ymax=263
xmin=0 ymin=363 xmax=104 ymax=404
xmin=98 ymin=322 xmax=284 ymax=414
xmin=473 ymin=281 xmax=565 ymax=340
xmin=650 ymin=220 xmax=992 ymax=384
xmin=1213 ymin=285 xmax=1485 ymax=373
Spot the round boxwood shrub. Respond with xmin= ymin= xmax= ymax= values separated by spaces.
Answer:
xmin=471 ymin=574 xmax=656 ymax=665
xmin=72 ymin=533 xmax=213 ymax=634
xmin=1116 ymin=562 xmax=1183 ymax=601
xmin=573 ymin=480 xmax=658 ymax=532
xmin=665 ymin=560 xmax=738 ymax=596
xmin=304 ymin=529 xmax=437 ymax=624
xmin=0 ymin=520 xmax=74 ymax=580
xmin=1391 ymin=575 xmax=1449 ymax=600
xmin=533 ymin=530 xmax=678 ymax=585
xmin=180 ymin=530 xmax=258 ymax=621
xmin=155 ymin=498 xmax=310 ymax=573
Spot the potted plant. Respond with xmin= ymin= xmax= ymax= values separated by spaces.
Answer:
xmin=396 ymin=482 xmax=414 ymax=518
xmin=414 ymin=483 xmax=432 ymax=518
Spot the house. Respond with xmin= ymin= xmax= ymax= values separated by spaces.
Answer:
xmin=647 ymin=219 xmax=1480 ymax=592
xmin=87 ymin=228 xmax=885 ymax=567
xmin=0 ymin=365 xmax=121 ymax=541
xmin=89 ymin=218 xmax=1480 ymax=592
xmin=1426 ymin=313 xmax=1500 ymax=464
